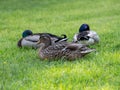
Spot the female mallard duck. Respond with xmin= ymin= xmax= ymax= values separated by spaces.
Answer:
xmin=37 ymin=35 xmax=95 ymax=60
xmin=73 ymin=24 xmax=100 ymax=45
xmin=17 ymin=30 xmax=68 ymax=49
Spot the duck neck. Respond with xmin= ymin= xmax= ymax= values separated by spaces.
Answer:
xmin=38 ymin=43 xmax=45 ymax=52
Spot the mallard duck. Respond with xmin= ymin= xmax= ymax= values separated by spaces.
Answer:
xmin=37 ymin=35 xmax=95 ymax=60
xmin=73 ymin=24 xmax=100 ymax=45
xmin=17 ymin=30 xmax=68 ymax=49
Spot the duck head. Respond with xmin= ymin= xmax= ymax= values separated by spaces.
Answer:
xmin=37 ymin=35 xmax=52 ymax=49
xmin=79 ymin=24 xmax=90 ymax=32
xmin=22 ymin=30 xmax=33 ymax=38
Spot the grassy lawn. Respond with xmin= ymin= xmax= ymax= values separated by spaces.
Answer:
xmin=0 ymin=0 xmax=120 ymax=90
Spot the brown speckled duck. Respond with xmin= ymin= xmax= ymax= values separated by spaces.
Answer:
xmin=17 ymin=30 xmax=68 ymax=49
xmin=37 ymin=35 xmax=95 ymax=60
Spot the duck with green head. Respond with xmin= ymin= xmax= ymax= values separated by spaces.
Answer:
xmin=17 ymin=30 xmax=68 ymax=49
xmin=37 ymin=35 xmax=95 ymax=60
xmin=73 ymin=24 xmax=100 ymax=45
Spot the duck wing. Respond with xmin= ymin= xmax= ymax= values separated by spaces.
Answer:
xmin=47 ymin=41 xmax=68 ymax=50
xmin=31 ymin=33 xmax=68 ymax=43
xmin=39 ymin=41 xmax=69 ymax=59
xmin=77 ymin=31 xmax=90 ymax=40
xmin=62 ymin=43 xmax=95 ymax=54
xmin=63 ymin=43 xmax=87 ymax=51
xmin=41 ymin=33 xmax=68 ymax=43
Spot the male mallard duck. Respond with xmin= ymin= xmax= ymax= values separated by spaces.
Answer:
xmin=73 ymin=24 xmax=100 ymax=45
xmin=17 ymin=30 xmax=68 ymax=49
xmin=37 ymin=35 xmax=95 ymax=60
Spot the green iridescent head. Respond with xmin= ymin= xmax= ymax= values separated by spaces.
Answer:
xmin=22 ymin=30 xmax=33 ymax=38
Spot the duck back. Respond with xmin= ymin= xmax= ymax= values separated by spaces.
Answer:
xmin=39 ymin=41 xmax=95 ymax=60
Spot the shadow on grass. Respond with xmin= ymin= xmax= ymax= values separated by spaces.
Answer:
xmin=112 ymin=44 xmax=120 ymax=51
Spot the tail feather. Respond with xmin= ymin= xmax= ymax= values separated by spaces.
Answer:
xmin=61 ymin=34 xmax=67 ymax=38
xmin=55 ymin=34 xmax=68 ymax=43
xmin=80 ymin=49 xmax=96 ymax=54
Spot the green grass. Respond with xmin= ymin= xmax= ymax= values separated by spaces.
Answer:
xmin=0 ymin=0 xmax=120 ymax=90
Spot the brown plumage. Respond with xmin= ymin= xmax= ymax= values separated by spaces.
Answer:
xmin=38 ymin=35 xmax=95 ymax=60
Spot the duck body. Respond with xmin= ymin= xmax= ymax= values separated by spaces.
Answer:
xmin=17 ymin=30 xmax=68 ymax=49
xmin=73 ymin=24 xmax=100 ymax=45
xmin=18 ymin=34 xmax=40 ymax=48
xmin=38 ymin=35 xmax=95 ymax=60
xmin=73 ymin=30 xmax=99 ymax=45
